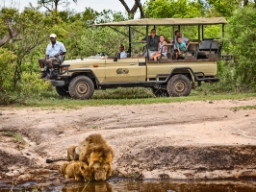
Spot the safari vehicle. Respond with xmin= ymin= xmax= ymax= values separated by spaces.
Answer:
xmin=50 ymin=17 xmax=227 ymax=99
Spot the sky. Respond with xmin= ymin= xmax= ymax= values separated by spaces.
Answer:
xmin=1 ymin=0 xmax=147 ymax=18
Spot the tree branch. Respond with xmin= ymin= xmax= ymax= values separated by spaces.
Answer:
xmin=0 ymin=20 xmax=19 ymax=47
xmin=119 ymin=0 xmax=145 ymax=19
xmin=119 ymin=0 xmax=131 ymax=14
xmin=135 ymin=0 xmax=145 ymax=18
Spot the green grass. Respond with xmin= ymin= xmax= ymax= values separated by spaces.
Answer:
xmin=1 ymin=131 xmax=24 ymax=143
xmin=231 ymin=105 xmax=256 ymax=111
xmin=3 ymin=89 xmax=255 ymax=109
xmin=1 ymin=82 xmax=256 ymax=109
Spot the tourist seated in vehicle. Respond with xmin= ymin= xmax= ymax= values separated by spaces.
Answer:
xmin=174 ymin=36 xmax=189 ymax=60
xmin=173 ymin=30 xmax=190 ymax=49
xmin=150 ymin=35 xmax=168 ymax=61
xmin=118 ymin=44 xmax=127 ymax=58
xmin=141 ymin=29 xmax=160 ymax=57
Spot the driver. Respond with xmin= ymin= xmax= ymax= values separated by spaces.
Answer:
xmin=119 ymin=44 xmax=127 ymax=58
xmin=38 ymin=34 xmax=66 ymax=78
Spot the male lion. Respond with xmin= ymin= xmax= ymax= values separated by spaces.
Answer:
xmin=59 ymin=161 xmax=93 ymax=181
xmin=79 ymin=134 xmax=114 ymax=181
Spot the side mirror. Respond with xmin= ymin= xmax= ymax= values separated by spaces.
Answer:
xmin=113 ymin=57 xmax=118 ymax=62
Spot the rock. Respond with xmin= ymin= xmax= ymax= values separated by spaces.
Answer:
xmin=17 ymin=174 xmax=34 ymax=183
xmin=12 ymin=171 xmax=20 ymax=176
xmin=5 ymin=172 xmax=14 ymax=177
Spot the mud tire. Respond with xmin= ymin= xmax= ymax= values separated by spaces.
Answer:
xmin=56 ymin=86 xmax=70 ymax=97
xmin=152 ymin=88 xmax=169 ymax=97
xmin=167 ymin=74 xmax=191 ymax=97
xmin=68 ymin=76 xmax=94 ymax=99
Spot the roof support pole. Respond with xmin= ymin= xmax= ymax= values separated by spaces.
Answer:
xmin=198 ymin=25 xmax=200 ymax=42
xmin=202 ymin=25 xmax=204 ymax=40
xmin=172 ymin=26 xmax=175 ymax=40
xmin=128 ymin=26 xmax=131 ymax=54
xmin=222 ymin=24 xmax=224 ymax=38
xmin=146 ymin=25 xmax=149 ymax=60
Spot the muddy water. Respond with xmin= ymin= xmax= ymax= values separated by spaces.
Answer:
xmin=1 ymin=179 xmax=256 ymax=192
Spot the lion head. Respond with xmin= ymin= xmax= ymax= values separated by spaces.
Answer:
xmin=92 ymin=162 xmax=111 ymax=181
xmin=79 ymin=164 xmax=94 ymax=181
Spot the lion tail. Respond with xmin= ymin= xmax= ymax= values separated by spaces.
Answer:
xmin=46 ymin=158 xmax=68 ymax=163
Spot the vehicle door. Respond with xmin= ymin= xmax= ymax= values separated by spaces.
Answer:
xmin=105 ymin=57 xmax=146 ymax=83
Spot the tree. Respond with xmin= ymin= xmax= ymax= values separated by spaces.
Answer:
xmin=37 ymin=0 xmax=78 ymax=12
xmin=205 ymin=0 xmax=256 ymax=17
xmin=0 ymin=8 xmax=20 ymax=47
xmin=144 ymin=0 xmax=204 ymax=18
xmin=119 ymin=0 xmax=145 ymax=19
xmin=0 ymin=7 xmax=50 ymax=89
xmin=227 ymin=7 xmax=256 ymax=88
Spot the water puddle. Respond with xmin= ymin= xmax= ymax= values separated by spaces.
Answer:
xmin=1 ymin=179 xmax=256 ymax=192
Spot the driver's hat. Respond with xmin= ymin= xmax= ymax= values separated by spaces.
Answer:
xmin=50 ymin=33 xmax=57 ymax=38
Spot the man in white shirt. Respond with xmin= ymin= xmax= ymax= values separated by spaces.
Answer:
xmin=119 ymin=44 xmax=127 ymax=59
xmin=39 ymin=34 xmax=66 ymax=78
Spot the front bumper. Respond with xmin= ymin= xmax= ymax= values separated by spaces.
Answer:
xmin=51 ymin=79 xmax=65 ymax=86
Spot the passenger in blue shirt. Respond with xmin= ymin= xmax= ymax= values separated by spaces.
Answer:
xmin=38 ymin=34 xmax=66 ymax=78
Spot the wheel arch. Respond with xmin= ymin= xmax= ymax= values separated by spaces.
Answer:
xmin=70 ymin=70 xmax=99 ymax=89
xmin=168 ymin=67 xmax=196 ymax=83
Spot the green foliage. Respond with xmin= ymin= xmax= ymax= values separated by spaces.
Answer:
xmin=227 ymin=7 xmax=256 ymax=89
xmin=207 ymin=0 xmax=240 ymax=17
xmin=145 ymin=0 xmax=204 ymax=18
xmin=18 ymin=72 xmax=52 ymax=96
xmin=0 ymin=48 xmax=17 ymax=90
xmin=79 ymin=26 xmax=128 ymax=57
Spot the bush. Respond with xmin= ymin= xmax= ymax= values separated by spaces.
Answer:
xmin=0 ymin=48 xmax=17 ymax=91
xmin=227 ymin=7 xmax=256 ymax=90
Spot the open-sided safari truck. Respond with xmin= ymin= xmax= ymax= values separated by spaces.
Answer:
xmin=50 ymin=17 xmax=227 ymax=99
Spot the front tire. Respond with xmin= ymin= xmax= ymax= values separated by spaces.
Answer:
xmin=56 ymin=86 xmax=70 ymax=97
xmin=167 ymin=74 xmax=191 ymax=97
xmin=68 ymin=76 xmax=94 ymax=99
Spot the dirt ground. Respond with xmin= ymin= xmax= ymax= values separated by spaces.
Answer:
xmin=0 ymin=98 xmax=256 ymax=185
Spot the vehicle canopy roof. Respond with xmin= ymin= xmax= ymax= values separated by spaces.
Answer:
xmin=92 ymin=17 xmax=227 ymax=27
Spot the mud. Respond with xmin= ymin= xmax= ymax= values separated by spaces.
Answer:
xmin=0 ymin=98 xmax=256 ymax=186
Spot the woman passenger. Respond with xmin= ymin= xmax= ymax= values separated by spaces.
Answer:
xmin=150 ymin=35 xmax=168 ymax=61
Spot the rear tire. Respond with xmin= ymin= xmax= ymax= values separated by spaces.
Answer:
xmin=167 ymin=74 xmax=191 ymax=97
xmin=56 ymin=86 xmax=70 ymax=97
xmin=68 ymin=76 xmax=94 ymax=99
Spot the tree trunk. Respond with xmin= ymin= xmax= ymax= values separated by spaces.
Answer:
xmin=13 ymin=60 xmax=22 ymax=90
xmin=119 ymin=0 xmax=145 ymax=19
xmin=0 ymin=20 xmax=19 ymax=47
xmin=244 ymin=0 xmax=248 ymax=6
xmin=54 ymin=0 xmax=59 ymax=12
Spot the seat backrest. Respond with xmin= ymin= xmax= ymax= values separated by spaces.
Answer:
xmin=211 ymin=41 xmax=219 ymax=49
xmin=199 ymin=40 xmax=212 ymax=50
xmin=187 ymin=44 xmax=197 ymax=52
